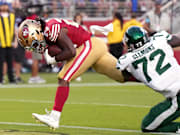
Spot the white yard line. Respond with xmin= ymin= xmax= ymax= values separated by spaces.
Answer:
xmin=0 ymin=82 xmax=149 ymax=108
xmin=0 ymin=122 xmax=141 ymax=133
xmin=0 ymin=83 xmax=173 ymax=135
xmin=0 ymin=122 xmax=175 ymax=135
xmin=0 ymin=82 xmax=144 ymax=88
xmin=0 ymin=98 xmax=151 ymax=108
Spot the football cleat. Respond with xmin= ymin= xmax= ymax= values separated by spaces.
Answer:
xmin=32 ymin=112 xmax=59 ymax=129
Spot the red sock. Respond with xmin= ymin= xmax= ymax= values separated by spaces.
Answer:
xmin=53 ymin=86 xmax=69 ymax=112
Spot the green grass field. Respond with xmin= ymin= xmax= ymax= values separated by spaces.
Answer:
xmin=0 ymin=72 xmax=177 ymax=135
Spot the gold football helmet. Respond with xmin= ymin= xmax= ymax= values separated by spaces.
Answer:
xmin=18 ymin=19 xmax=47 ymax=53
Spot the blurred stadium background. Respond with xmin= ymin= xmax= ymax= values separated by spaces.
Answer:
xmin=0 ymin=0 xmax=180 ymax=135
xmin=1 ymin=0 xmax=179 ymax=74
xmin=12 ymin=0 xmax=179 ymax=32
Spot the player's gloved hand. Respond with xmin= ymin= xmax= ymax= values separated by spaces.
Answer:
xmin=44 ymin=49 xmax=57 ymax=65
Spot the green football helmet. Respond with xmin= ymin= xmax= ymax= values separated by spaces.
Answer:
xmin=123 ymin=26 xmax=149 ymax=52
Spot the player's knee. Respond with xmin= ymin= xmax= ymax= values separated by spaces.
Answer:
xmin=114 ymin=76 xmax=126 ymax=83
xmin=141 ymin=120 xmax=146 ymax=132
xmin=141 ymin=127 xmax=156 ymax=133
xmin=58 ymin=78 xmax=69 ymax=86
xmin=116 ymin=79 xmax=125 ymax=83
xmin=141 ymin=128 xmax=152 ymax=132
xmin=141 ymin=120 xmax=154 ymax=132
xmin=141 ymin=119 xmax=148 ymax=132
xmin=141 ymin=123 xmax=150 ymax=132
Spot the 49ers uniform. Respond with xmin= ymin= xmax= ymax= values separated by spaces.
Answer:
xmin=27 ymin=18 xmax=126 ymax=129
xmin=44 ymin=18 xmax=124 ymax=82
xmin=18 ymin=18 xmax=127 ymax=129
xmin=44 ymin=18 xmax=91 ymax=46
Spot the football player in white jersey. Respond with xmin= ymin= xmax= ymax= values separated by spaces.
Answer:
xmin=117 ymin=26 xmax=180 ymax=133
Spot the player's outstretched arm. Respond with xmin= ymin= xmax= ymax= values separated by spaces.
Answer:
xmin=55 ymin=28 xmax=76 ymax=61
xmin=168 ymin=33 xmax=180 ymax=48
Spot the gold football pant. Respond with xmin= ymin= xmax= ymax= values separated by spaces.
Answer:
xmin=58 ymin=37 xmax=124 ymax=82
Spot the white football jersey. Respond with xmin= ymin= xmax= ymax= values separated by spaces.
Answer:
xmin=117 ymin=31 xmax=180 ymax=97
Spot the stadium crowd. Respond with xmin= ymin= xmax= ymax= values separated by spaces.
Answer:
xmin=7 ymin=0 xmax=158 ymax=18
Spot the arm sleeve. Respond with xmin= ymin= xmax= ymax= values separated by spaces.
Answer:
xmin=154 ymin=31 xmax=172 ymax=41
xmin=90 ymin=23 xmax=113 ymax=36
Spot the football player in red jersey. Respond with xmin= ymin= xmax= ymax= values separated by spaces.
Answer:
xmin=18 ymin=18 xmax=127 ymax=129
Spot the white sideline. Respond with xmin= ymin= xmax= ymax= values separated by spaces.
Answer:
xmin=0 ymin=122 xmax=175 ymax=135
xmin=0 ymin=82 xmax=143 ymax=88
xmin=0 ymin=98 xmax=151 ymax=108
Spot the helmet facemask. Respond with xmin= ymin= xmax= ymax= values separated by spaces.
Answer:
xmin=30 ymin=39 xmax=47 ymax=53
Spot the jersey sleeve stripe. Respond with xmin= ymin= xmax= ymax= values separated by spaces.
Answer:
xmin=166 ymin=34 xmax=172 ymax=41
xmin=55 ymin=24 xmax=60 ymax=40
xmin=50 ymin=25 xmax=55 ymax=40
xmin=52 ymin=24 xmax=58 ymax=41
xmin=51 ymin=24 xmax=60 ymax=42
xmin=55 ymin=24 xmax=60 ymax=41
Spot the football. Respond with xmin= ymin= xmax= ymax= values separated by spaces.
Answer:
xmin=48 ymin=45 xmax=62 ymax=57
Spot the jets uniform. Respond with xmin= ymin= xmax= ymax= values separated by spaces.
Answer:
xmin=117 ymin=26 xmax=180 ymax=133
xmin=117 ymin=31 xmax=180 ymax=98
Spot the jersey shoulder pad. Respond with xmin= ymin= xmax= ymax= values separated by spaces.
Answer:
xmin=116 ymin=53 xmax=133 ymax=71
xmin=45 ymin=19 xmax=61 ymax=42
xmin=153 ymin=31 xmax=172 ymax=41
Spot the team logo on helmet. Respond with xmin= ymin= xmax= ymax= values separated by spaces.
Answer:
xmin=22 ymin=25 xmax=29 ymax=38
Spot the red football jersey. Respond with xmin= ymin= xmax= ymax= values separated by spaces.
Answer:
xmin=44 ymin=18 xmax=92 ymax=47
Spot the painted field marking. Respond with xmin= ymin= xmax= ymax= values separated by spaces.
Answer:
xmin=0 ymin=122 xmax=175 ymax=135
xmin=0 ymin=98 xmax=151 ymax=108
xmin=0 ymin=82 xmax=144 ymax=88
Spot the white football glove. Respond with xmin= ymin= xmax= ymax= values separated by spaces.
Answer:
xmin=44 ymin=49 xmax=57 ymax=65
xmin=90 ymin=23 xmax=113 ymax=36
